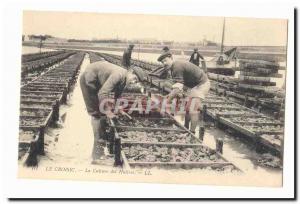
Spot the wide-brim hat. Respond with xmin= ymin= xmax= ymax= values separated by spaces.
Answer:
xmin=129 ymin=44 xmax=135 ymax=49
xmin=157 ymin=51 xmax=172 ymax=62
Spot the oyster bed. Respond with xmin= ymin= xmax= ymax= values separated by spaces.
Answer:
xmin=123 ymin=145 xmax=222 ymax=163
xmin=118 ymin=130 xmax=197 ymax=143
xmin=115 ymin=116 xmax=181 ymax=130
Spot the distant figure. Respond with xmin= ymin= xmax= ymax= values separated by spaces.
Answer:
xmin=216 ymin=47 xmax=238 ymax=65
xmin=216 ymin=55 xmax=225 ymax=65
xmin=189 ymin=48 xmax=204 ymax=67
xmin=122 ymin=44 xmax=134 ymax=68
xmin=180 ymin=50 xmax=185 ymax=57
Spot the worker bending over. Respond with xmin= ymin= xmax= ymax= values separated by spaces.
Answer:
xmin=157 ymin=51 xmax=210 ymax=134
xmin=80 ymin=60 xmax=143 ymax=163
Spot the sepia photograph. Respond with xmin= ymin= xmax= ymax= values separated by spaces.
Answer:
xmin=13 ymin=7 xmax=293 ymax=192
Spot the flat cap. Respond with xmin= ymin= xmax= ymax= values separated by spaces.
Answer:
xmin=162 ymin=46 xmax=170 ymax=52
xmin=157 ymin=51 xmax=172 ymax=62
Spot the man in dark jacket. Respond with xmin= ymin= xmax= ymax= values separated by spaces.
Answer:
xmin=122 ymin=44 xmax=134 ymax=68
xmin=189 ymin=48 xmax=204 ymax=66
xmin=80 ymin=60 xmax=143 ymax=163
xmin=158 ymin=51 xmax=210 ymax=133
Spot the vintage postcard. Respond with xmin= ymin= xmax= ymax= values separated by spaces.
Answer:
xmin=17 ymin=10 xmax=290 ymax=188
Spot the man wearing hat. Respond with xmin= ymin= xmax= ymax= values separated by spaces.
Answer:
xmin=122 ymin=44 xmax=135 ymax=68
xmin=158 ymin=51 xmax=210 ymax=133
xmin=189 ymin=48 xmax=205 ymax=67
xmin=80 ymin=60 xmax=144 ymax=163
xmin=162 ymin=46 xmax=170 ymax=52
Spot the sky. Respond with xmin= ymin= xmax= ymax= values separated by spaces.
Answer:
xmin=23 ymin=10 xmax=288 ymax=46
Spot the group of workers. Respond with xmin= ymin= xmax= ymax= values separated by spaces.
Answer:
xmin=80 ymin=44 xmax=210 ymax=163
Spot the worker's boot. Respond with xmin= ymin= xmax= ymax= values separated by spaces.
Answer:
xmin=190 ymin=112 xmax=199 ymax=134
xmin=91 ymin=139 xmax=107 ymax=165
xmin=91 ymin=116 xmax=108 ymax=164
xmin=184 ymin=113 xmax=190 ymax=129
xmin=97 ymin=139 xmax=106 ymax=158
